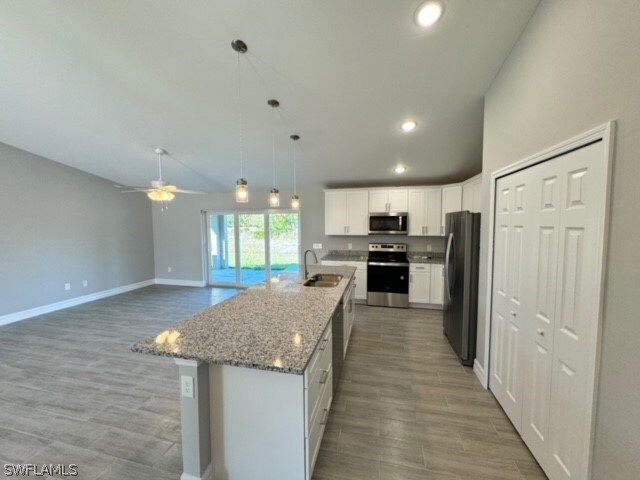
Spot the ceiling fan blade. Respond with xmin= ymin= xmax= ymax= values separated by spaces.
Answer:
xmin=120 ymin=189 xmax=153 ymax=193
xmin=173 ymin=189 xmax=206 ymax=194
xmin=115 ymin=184 xmax=152 ymax=190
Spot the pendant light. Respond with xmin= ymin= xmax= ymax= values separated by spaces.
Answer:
xmin=267 ymin=99 xmax=280 ymax=207
xmin=290 ymin=134 xmax=300 ymax=209
xmin=232 ymin=39 xmax=249 ymax=203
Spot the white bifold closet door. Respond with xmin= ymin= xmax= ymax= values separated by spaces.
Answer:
xmin=489 ymin=140 xmax=606 ymax=480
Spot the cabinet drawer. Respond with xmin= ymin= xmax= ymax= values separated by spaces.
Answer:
xmin=304 ymin=325 xmax=332 ymax=435
xmin=307 ymin=368 xmax=333 ymax=478
xmin=410 ymin=263 xmax=431 ymax=273
xmin=305 ymin=325 xmax=331 ymax=385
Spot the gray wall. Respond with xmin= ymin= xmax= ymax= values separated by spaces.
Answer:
xmin=152 ymin=186 xmax=445 ymax=283
xmin=476 ymin=0 xmax=640 ymax=477
xmin=0 ymin=142 xmax=155 ymax=316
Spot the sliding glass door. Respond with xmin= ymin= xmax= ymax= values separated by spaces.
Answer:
xmin=206 ymin=210 xmax=300 ymax=287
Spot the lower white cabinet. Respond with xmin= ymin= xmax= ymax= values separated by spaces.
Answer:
xmin=408 ymin=263 xmax=444 ymax=306
xmin=321 ymin=260 xmax=366 ymax=300
xmin=429 ymin=264 xmax=444 ymax=305
xmin=409 ymin=264 xmax=430 ymax=303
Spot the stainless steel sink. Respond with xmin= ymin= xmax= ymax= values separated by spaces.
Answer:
xmin=303 ymin=274 xmax=343 ymax=288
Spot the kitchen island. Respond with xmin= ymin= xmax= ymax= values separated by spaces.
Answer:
xmin=133 ymin=265 xmax=356 ymax=480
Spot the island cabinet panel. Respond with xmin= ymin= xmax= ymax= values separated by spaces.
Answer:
xmin=208 ymin=322 xmax=333 ymax=480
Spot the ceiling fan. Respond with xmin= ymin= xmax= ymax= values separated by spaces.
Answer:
xmin=116 ymin=148 xmax=204 ymax=205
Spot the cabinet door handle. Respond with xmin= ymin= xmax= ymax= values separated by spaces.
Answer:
xmin=425 ymin=225 xmax=428 ymax=235
xmin=320 ymin=408 xmax=330 ymax=425
xmin=319 ymin=338 xmax=329 ymax=351
xmin=319 ymin=369 xmax=329 ymax=385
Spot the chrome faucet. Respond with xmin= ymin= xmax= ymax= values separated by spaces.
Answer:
xmin=304 ymin=249 xmax=318 ymax=279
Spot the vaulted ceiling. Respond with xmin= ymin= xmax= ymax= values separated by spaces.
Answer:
xmin=0 ymin=0 xmax=538 ymax=191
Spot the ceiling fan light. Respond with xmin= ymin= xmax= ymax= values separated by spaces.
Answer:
xmin=147 ymin=190 xmax=175 ymax=202
xmin=291 ymin=195 xmax=300 ymax=210
xmin=235 ymin=178 xmax=249 ymax=203
xmin=269 ymin=188 xmax=280 ymax=207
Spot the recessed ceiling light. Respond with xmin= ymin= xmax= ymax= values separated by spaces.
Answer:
xmin=401 ymin=120 xmax=418 ymax=133
xmin=415 ymin=1 xmax=443 ymax=27
xmin=394 ymin=165 xmax=407 ymax=174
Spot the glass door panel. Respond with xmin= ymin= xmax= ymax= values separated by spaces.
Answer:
xmin=209 ymin=214 xmax=237 ymax=284
xmin=238 ymin=214 xmax=267 ymax=285
xmin=269 ymin=213 xmax=300 ymax=278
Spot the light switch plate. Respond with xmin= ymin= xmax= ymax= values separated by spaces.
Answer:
xmin=313 ymin=243 xmax=322 ymax=249
xmin=82 ymin=280 xmax=88 ymax=287
xmin=347 ymin=243 xmax=352 ymax=250
xmin=64 ymin=283 xmax=71 ymax=291
xmin=426 ymin=244 xmax=433 ymax=252
xmin=181 ymin=375 xmax=194 ymax=398
xmin=168 ymin=267 xmax=172 ymax=273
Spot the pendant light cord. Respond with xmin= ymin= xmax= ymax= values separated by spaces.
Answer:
xmin=293 ymin=141 xmax=297 ymax=195
xmin=237 ymin=52 xmax=243 ymax=178
xmin=158 ymin=151 xmax=163 ymax=181
xmin=272 ymin=106 xmax=276 ymax=188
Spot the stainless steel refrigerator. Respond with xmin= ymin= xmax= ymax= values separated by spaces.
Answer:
xmin=443 ymin=211 xmax=481 ymax=366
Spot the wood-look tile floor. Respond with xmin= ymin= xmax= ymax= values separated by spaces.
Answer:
xmin=312 ymin=305 xmax=547 ymax=480
xmin=0 ymin=286 xmax=547 ymax=479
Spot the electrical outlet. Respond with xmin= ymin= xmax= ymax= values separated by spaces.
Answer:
xmin=181 ymin=376 xmax=194 ymax=398
xmin=347 ymin=243 xmax=353 ymax=250
xmin=64 ymin=283 xmax=71 ymax=291
xmin=168 ymin=267 xmax=172 ymax=273
xmin=82 ymin=280 xmax=88 ymax=287
xmin=313 ymin=243 xmax=322 ymax=249
xmin=426 ymin=244 xmax=433 ymax=252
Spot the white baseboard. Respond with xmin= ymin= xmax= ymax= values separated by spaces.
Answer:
xmin=0 ymin=279 xmax=155 ymax=327
xmin=181 ymin=463 xmax=213 ymax=480
xmin=473 ymin=359 xmax=488 ymax=389
xmin=155 ymin=278 xmax=206 ymax=287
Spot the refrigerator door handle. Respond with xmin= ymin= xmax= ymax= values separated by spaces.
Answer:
xmin=444 ymin=232 xmax=454 ymax=301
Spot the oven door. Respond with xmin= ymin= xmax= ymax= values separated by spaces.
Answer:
xmin=367 ymin=263 xmax=409 ymax=308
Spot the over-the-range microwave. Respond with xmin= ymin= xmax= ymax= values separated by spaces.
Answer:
xmin=368 ymin=212 xmax=409 ymax=235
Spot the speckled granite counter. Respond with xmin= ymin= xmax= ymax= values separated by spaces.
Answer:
xmin=408 ymin=252 xmax=445 ymax=264
xmin=132 ymin=265 xmax=355 ymax=375
xmin=321 ymin=250 xmax=368 ymax=262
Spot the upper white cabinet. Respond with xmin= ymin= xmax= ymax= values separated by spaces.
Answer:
xmin=441 ymin=185 xmax=463 ymax=233
xmin=462 ymin=175 xmax=482 ymax=213
xmin=408 ymin=188 xmax=442 ymax=236
xmin=368 ymin=189 xmax=408 ymax=213
xmin=325 ymin=176 xmax=478 ymax=237
xmin=325 ymin=190 xmax=368 ymax=235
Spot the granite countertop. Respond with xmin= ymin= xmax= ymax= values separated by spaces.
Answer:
xmin=321 ymin=250 xmax=368 ymax=262
xmin=408 ymin=252 xmax=445 ymax=264
xmin=132 ymin=265 xmax=356 ymax=375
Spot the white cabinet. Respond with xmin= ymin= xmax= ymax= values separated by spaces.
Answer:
xmin=441 ymin=185 xmax=463 ymax=234
xmin=462 ymin=175 xmax=482 ymax=213
xmin=409 ymin=264 xmax=431 ymax=303
xmin=324 ymin=190 xmax=368 ymax=235
xmin=429 ymin=264 xmax=444 ymax=305
xmin=409 ymin=263 xmax=444 ymax=306
xmin=408 ymin=188 xmax=442 ymax=236
xmin=321 ymin=261 xmax=367 ymax=301
xmin=368 ymin=189 xmax=408 ymax=213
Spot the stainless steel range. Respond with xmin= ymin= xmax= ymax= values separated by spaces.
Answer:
xmin=367 ymin=243 xmax=409 ymax=308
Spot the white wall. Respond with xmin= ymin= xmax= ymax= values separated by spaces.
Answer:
xmin=477 ymin=1 xmax=640 ymax=477
xmin=0 ymin=142 xmax=155 ymax=316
